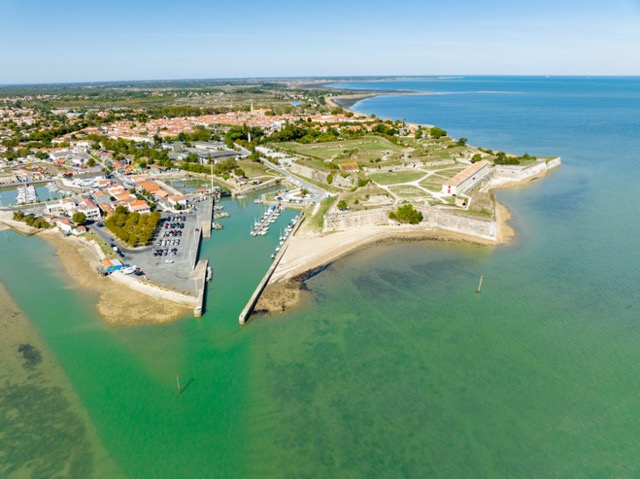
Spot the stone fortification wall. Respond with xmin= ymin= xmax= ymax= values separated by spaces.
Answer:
xmin=493 ymin=157 xmax=561 ymax=181
xmin=323 ymin=208 xmax=391 ymax=233
xmin=415 ymin=205 xmax=497 ymax=241
xmin=234 ymin=178 xmax=280 ymax=197
xmin=332 ymin=174 xmax=354 ymax=188
xmin=289 ymin=162 xmax=330 ymax=184
xmin=322 ymin=205 xmax=497 ymax=241
xmin=362 ymin=159 xmax=455 ymax=174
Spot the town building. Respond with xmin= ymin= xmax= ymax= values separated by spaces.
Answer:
xmin=441 ymin=160 xmax=492 ymax=196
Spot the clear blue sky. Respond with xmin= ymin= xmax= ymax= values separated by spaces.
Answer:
xmin=1 ymin=0 xmax=639 ymax=84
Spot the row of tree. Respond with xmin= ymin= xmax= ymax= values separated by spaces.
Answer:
xmin=12 ymin=211 xmax=52 ymax=229
xmin=104 ymin=206 xmax=161 ymax=246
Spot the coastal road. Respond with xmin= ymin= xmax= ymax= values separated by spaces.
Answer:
xmin=260 ymin=158 xmax=328 ymax=205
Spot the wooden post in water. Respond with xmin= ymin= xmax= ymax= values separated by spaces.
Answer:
xmin=176 ymin=374 xmax=181 ymax=395
xmin=477 ymin=275 xmax=484 ymax=293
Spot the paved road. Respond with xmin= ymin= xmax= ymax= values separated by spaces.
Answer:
xmin=260 ymin=158 xmax=328 ymax=205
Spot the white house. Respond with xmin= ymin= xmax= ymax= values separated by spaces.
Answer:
xmin=441 ymin=160 xmax=492 ymax=196
xmin=167 ymin=194 xmax=187 ymax=208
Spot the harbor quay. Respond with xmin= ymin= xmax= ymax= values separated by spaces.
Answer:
xmin=89 ymin=196 xmax=213 ymax=299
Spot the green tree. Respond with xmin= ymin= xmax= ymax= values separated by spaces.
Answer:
xmin=457 ymin=137 xmax=468 ymax=146
xmin=72 ymin=212 xmax=87 ymax=225
xmin=430 ymin=127 xmax=447 ymax=139
xmin=337 ymin=200 xmax=348 ymax=210
xmin=389 ymin=204 xmax=423 ymax=224
xmin=357 ymin=178 xmax=369 ymax=188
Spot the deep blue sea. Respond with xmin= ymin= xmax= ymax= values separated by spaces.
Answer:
xmin=2 ymin=77 xmax=640 ymax=478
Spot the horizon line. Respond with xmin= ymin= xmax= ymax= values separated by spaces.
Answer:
xmin=2 ymin=74 xmax=640 ymax=89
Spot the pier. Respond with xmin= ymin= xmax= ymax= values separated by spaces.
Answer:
xmin=192 ymin=259 xmax=209 ymax=318
xmin=239 ymin=212 xmax=305 ymax=325
xmin=0 ymin=179 xmax=49 ymax=191
xmin=201 ymin=195 xmax=213 ymax=238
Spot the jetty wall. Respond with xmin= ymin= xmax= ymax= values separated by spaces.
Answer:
xmin=108 ymin=273 xmax=196 ymax=307
xmin=239 ymin=212 xmax=305 ymax=324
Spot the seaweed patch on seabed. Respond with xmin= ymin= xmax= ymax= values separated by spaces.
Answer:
xmin=18 ymin=343 xmax=43 ymax=370
xmin=0 ymin=315 xmax=95 ymax=478
xmin=295 ymin=263 xmax=334 ymax=292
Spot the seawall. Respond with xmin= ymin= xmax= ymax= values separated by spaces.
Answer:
xmin=239 ymin=212 xmax=305 ymax=324
xmin=323 ymin=206 xmax=497 ymax=241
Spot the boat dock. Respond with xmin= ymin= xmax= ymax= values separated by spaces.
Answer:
xmin=193 ymin=259 xmax=209 ymax=318
xmin=239 ymin=211 xmax=305 ymax=325
xmin=201 ymin=195 xmax=213 ymax=238
xmin=0 ymin=179 xmax=49 ymax=191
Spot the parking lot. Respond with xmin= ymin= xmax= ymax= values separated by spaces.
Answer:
xmin=153 ymin=215 xmax=187 ymax=260
xmin=91 ymin=205 xmax=209 ymax=296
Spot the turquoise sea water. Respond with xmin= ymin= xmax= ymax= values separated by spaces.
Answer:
xmin=2 ymin=77 xmax=640 ymax=477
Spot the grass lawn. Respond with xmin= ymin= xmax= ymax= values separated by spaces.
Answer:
xmin=368 ymin=170 xmax=427 ymax=185
xmin=433 ymin=168 xmax=465 ymax=179
xmin=424 ymin=162 xmax=459 ymax=170
xmin=276 ymin=136 xmax=403 ymax=162
xmin=308 ymin=196 xmax=337 ymax=231
xmin=236 ymin=159 xmax=273 ymax=178
xmin=388 ymin=185 xmax=427 ymax=197
xmin=430 ymin=150 xmax=453 ymax=160
xmin=419 ymin=179 xmax=446 ymax=191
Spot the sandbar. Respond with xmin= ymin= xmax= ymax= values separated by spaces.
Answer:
xmin=38 ymin=230 xmax=192 ymax=327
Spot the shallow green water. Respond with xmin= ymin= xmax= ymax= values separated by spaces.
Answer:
xmin=0 ymin=198 xmax=296 ymax=478
xmin=3 ymin=77 xmax=640 ymax=477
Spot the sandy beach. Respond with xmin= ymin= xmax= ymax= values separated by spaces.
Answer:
xmin=0 ymin=210 xmax=194 ymax=326
xmin=37 ymin=230 xmax=191 ymax=326
xmin=255 ymin=199 xmax=514 ymax=315
xmin=326 ymin=91 xmax=434 ymax=112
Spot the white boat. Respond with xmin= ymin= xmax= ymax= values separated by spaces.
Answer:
xmin=121 ymin=265 xmax=137 ymax=275
xmin=206 ymin=267 xmax=212 ymax=282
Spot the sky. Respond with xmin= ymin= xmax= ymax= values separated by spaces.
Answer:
xmin=0 ymin=0 xmax=639 ymax=84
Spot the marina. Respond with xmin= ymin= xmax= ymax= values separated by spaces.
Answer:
xmin=250 ymin=204 xmax=283 ymax=237
xmin=15 ymin=185 xmax=38 ymax=205
xmin=0 ymin=183 xmax=67 ymax=206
